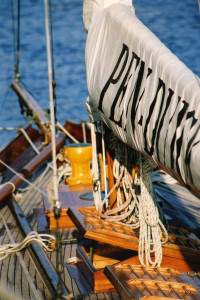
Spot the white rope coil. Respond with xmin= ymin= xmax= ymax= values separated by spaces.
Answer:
xmin=0 ymin=231 xmax=55 ymax=261
xmin=91 ymin=130 xmax=140 ymax=228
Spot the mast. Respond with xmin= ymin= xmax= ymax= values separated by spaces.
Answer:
xmin=44 ymin=0 xmax=59 ymax=211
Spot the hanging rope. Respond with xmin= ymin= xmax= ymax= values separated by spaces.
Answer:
xmin=99 ymin=135 xmax=168 ymax=266
xmin=138 ymin=154 xmax=168 ymax=266
xmin=99 ymin=134 xmax=140 ymax=228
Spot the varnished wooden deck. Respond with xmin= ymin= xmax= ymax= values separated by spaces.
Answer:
xmin=0 ymin=165 xmax=122 ymax=299
xmin=0 ymin=126 xmax=200 ymax=299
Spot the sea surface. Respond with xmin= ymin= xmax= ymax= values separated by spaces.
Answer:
xmin=0 ymin=0 xmax=200 ymax=150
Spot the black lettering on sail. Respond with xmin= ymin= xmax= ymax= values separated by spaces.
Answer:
xmin=109 ymin=51 xmax=137 ymax=127
xmin=184 ymin=112 xmax=199 ymax=184
xmin=175 ymin=110 xmax=198 ymax=179
xmin=156 ymin=88 xmax=174 ymax=161
xmin=129 ymin=67 xmax=152 ymax=128
xmin=186 ymin=110 xmax=198 ymax=128
xmin=163 ymin=96 xmax=181 ymax=165
xmin=144 ymin=78 xmax=165 ymax=156
xmin=170 ymin=100 xmax=188 ymax=170
xmin=130 ymin=60 xmax=147 ymax=133
xmin=98 ymin=43 xmax=129 ymax=113
xmin=175 ymin=129 xmax=184 ymax=179
xmin=186 ymin=138 xmax=200 ymax=185
xmin=185 ymin=136 xmax=200 ymax=187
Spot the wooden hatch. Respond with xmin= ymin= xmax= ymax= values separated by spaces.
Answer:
xmin=67 ymin=207 xmax=200 ymax=271
xmin=104 ymin=263 xmax=200 ymax=300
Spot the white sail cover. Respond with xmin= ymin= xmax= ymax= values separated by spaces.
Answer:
xmin=83 ymin=0 xmax=200 ymax=198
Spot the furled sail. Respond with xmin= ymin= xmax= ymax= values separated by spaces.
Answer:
xmin=83 ymin=0 xmax=200 ymax=198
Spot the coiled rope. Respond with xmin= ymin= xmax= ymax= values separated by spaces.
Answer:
xmin=101 ymin=134 xmax=168 ymax=266
xmin=99 ymin=135 xmax=140 ymax=228
xmin=0 ymin=230 xmax=55 ymax=261
xmin=87 ymin=97 xmax=168 ymax=266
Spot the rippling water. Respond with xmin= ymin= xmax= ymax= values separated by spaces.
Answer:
xmin=0 ymin=0 xmax=200 ymax=149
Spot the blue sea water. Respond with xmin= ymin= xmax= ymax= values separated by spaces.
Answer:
xmin=0 ymin=0 xmax=200 ymax=150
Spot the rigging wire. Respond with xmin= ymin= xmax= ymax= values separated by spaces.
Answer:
xmin=15 ymin=0 xmax=21 ymax=78
xmin=11 ymin=0 xmax=20 ymax=78
xmin=49 ymin=0 xmax=58 ymax=122
xmin=199 ymin=0 xmax=200 ymax=15
xmin=11 ymin=0 xmax=17 ymax=67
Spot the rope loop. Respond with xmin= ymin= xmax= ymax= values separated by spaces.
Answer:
xmin=0 ymin=229 xmax=55 ymax=262
xmin=0 ymin=182 xmax=15 ymax=193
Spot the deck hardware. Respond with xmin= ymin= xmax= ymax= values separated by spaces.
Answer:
xmin=168 ymin=284 xmax=182 ymax=298
xmin=141 ymin=281 xmax=153 ymax=295
xmin=155 ymin=282 xmax=167 ymax=297
xmin=127 ymin=264 xmax=140 ymax=278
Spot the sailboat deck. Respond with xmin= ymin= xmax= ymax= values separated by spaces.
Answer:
xmin=0 ymin=128 xmax=200 ymax=299
xmin=0 ymin=165 xmax=122 ymax=299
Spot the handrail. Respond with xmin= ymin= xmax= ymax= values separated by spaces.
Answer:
xmin=0 ymin=135 xmax=65 ymax=202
